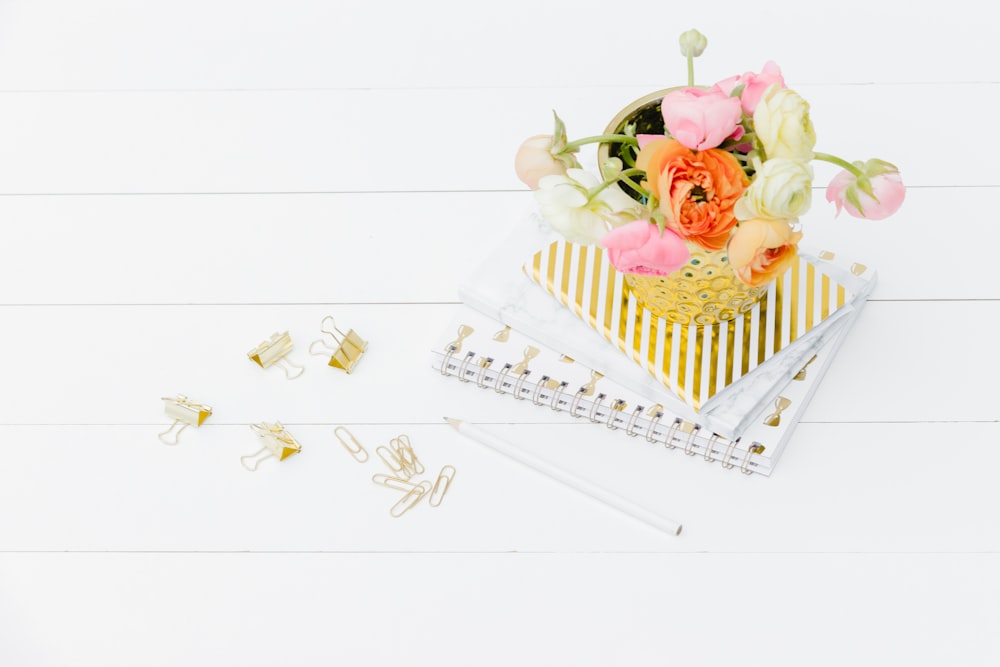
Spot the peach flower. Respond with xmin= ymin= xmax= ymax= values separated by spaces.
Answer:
xmin=636 ymin=138 xmax=750 ymax=251
xmin=726 ymin=218 xmax=803 ymax=286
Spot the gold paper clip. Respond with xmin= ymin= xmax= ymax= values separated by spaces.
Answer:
xmin=391 ymin=434 xmax=424 ymax=477
xmin=158 ymin=394 xmax=212 ymax=445
xmin=242 ymin=422 xmax=302 ymax=471
xmin=248 ymin=331 xmax=305 ymax=380
xmin=334 ymin=426 xmax=368 ymax=463
xmin=376 ymin=445 xmax=409 ymax=479
xmin=429 ymin=465 xmax=456 ymax=508
xmin=389 ymin=481 xmax=432 ymax=518
xmin=372 ymin=474 xmax=421 ymax=492
xmin=309 ymin=315 xmax=368 ymax=374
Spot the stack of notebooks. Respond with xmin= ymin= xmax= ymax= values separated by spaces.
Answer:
xmin=431 ymin=213 xmax=875 ymax=476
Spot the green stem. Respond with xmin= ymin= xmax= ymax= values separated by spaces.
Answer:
xmin=618 ymin=175 xmax=650 ymax=199
xmin=813 ymin=152 xmax=864 ymax=178
xmin=586 ymin=168 xmax=646 ymax=200
xmin=687 ymin=54 xmax=694 ymax=87
xmin=562 ymin=134 xmax=639 ymax=153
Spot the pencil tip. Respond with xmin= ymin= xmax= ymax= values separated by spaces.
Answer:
xmin=444 ymin=417 xmax=461 ymax=429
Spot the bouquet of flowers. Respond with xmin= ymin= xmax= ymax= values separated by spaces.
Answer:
xmin=514 ymin=29 xmax=905 ymax=288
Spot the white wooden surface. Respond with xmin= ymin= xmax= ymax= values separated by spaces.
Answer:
xmin=1 ymin=1 xmax=998 ymax=664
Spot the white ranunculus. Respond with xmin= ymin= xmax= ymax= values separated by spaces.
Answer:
xmin=735 ymin=158 xmax=814 ymax=221
xmin=753 ymin=86 xmax=817 ymax=161
xmin=533 ymin=168 xmax=642 ymax=245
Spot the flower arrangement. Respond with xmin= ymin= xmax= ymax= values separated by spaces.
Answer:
xmin=514 ymin=29 xmax=905 ymax=288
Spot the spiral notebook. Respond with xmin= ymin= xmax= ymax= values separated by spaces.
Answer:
xmin=432 ymin=303 xmax=858 ymax=476
xmin=431 ymin=214 xmax=876 ymax=476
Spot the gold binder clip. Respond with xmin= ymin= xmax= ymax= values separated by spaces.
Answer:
xmin=793 ymin=355 xmax=818 ymax=381
xmin=242 ymin=422 xmax=302 ymax=471
xmin=763 ymin=396 xmax=793 ymax=427
xmin=493 ymin=325 xmax=511 ymax=342
xmin=309 ymin=315 xmax=368 ymax=374
xmin=248 ymin=331 xmax=305 ymax=380
xmin=818 ymin=250 xmax=836 ymax=260
xmin=158 ymin=394 xmax=212 ymax=445
xmin=851 ymin=262 xmax=868 ymax=276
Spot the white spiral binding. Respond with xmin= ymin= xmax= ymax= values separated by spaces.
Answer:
xmin=438 ymin=348 xmax=765 ymax=475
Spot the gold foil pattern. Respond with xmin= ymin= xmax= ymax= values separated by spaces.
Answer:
xmin=525 ymin=242 xmax=855 ymax=412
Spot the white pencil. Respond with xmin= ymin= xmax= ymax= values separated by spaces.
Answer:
xmin=445 ymin=417 xmax=683 ymax=536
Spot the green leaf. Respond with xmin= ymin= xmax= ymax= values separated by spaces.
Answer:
xmin=551 ymin=110 xmax=569 ymax=153
xmin=855 ymin=175 xmax=877 ymax=199
xmin=864 ymin=158 xmax=899 ymax=175
xmin=845 ymin=186 xmax=867 ymax=217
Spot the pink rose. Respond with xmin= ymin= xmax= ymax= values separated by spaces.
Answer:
xmin=600 ymin=220 xmax=690 ymax=276
xmin=660 ymin=87 xmax=743 ymax=151
xmin=825 ymin=160 xmax=906 ymax=220
xmin=713 ymin=61 xmax=786 ymax=114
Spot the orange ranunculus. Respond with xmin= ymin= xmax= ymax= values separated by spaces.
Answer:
xmin=726 ymin=218 xmax=803 ymax=287
xmin=636 ymin=138 xmax=750 ymax=251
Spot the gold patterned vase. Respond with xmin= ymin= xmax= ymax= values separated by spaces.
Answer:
xmin=623 ymin=245 xmax=768 ymax=325
xmin=600 ymin=89 xmax=768 ymax=326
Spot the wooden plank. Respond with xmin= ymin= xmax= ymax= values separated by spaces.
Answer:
xmin=0 ymin=0 xmax=994 ymax=89
xmin=0 ymin=84 xmax=993 ymax=194
xmin=0 ymin=301 xmax=994 ymax=425
xmin=1 ymin=420 xmax=999 ymax=553
xmin=0 ymin=186 xmax=992 ymax=304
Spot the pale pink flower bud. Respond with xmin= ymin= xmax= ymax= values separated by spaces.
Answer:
xmin=825 ymin=160 xmax=906 ymax=220
xmin=515 ymin=135 xmax=569 ymax=189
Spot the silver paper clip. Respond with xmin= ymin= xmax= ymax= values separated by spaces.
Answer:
xmin=242 ymin=422 xmax=302 ymax=471
xmin=248 ymin=331 xmax=305 ymax=380
xmin=309 ymin=315 xmax=368 ymax=374
xmin=158 ymin=394 xmax=212 ymax=445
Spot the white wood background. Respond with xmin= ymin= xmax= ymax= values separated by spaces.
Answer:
xmin=1 ymin=1 xmax=998 ymax=663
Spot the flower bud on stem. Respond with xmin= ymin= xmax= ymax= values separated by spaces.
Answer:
xmin=814 ymin=152 xmax=876 ymax=198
